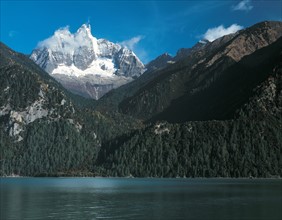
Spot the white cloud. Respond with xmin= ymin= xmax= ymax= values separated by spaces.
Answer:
xmin=203 ymin=24 xmax=243 ymax=42
xmin=37 ymin=26 xmax=73 ymax=51
xmin=37 ymin=25 xmax=93 ymax=54
xmin=232 ymin=0 xmax=253 ymax=11
xmin=119 ymin=35 xmax=144 ymax=51
xmin=37 ymin=25 xmax=148 ymax=63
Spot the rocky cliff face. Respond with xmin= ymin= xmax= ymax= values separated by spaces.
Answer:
xmin=30 ymin=24 xmax=145 ymax=99
xmin=0 ymin=42 xmax=80 ymax=142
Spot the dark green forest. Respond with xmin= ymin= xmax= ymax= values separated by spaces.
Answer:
xmin=97 ymin=117 xmax=282 ymax=178
xmin=1 ymin=120 xmax=98 ymax=176
xmin=97 ymin=69 xmax=282 ymax=178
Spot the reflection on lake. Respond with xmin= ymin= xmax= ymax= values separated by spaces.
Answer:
xmin=1 ymin=178 xmax=281 ymax=220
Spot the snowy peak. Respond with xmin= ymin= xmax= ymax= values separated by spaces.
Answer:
xmin=31 ymin=23 xmax=144 ymax=75
xmin=76 ymin=23 xmax=92 ymax=36
xmin=97 ymin=39 xmax=121 ymax=57
xmin=54 ymin=27 xmax=72 ymax=39
xmin=30 ymin=24 xmax=145 ymax=99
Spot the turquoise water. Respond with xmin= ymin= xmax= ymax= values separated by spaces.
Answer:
xmin=0 ymin=178 xmax=281 ymax=219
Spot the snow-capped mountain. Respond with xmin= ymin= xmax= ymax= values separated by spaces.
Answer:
xmin=30 ymin=24 xmax=145 ymax=99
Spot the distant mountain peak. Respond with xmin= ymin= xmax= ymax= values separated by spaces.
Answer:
xmin=146 ymin=52 xmax=173 ymax=72
xmin=30 ymin=24 xmax=145 ymax=99
xmin=76 ymin=23 xmax=92 ymax=38
xmin=162 ymin=52 xmax=171 ymax=57
xmin=78 ymin=23 xmax=91 ymax=31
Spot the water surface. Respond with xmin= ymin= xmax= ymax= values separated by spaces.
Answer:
xmin=1 ymin=178 xmax=281 ymax=219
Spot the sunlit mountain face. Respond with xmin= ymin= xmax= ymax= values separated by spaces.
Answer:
xmin=30 ymin=24 xmax=145 ymax=99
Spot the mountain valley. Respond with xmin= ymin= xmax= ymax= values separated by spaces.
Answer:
xmin=0 ymin=21 xmax=281 ymax=178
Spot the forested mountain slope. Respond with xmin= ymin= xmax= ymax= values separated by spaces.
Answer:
xmin=118 ymin=21 xmax=282 ymax=122
xmin=97 ymin=59 xmax=282 ymax=177
xmin=0 ymin=43 xmax=141 ymax=176
xmin=94 ymin=21 xmax=282 ymax=177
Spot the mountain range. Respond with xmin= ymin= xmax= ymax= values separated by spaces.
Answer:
xmin=1 ymin=21 xmax=281 ymax=177
xmin=120 ymin=21 xmax=282 ymax=122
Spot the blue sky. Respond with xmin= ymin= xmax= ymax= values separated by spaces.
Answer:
xmin=1 ymin=0 xmax=281 ymax=63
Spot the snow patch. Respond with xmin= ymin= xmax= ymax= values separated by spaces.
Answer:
xmin=51 ymin=57 xmax=117 ymax=77
xmin=167 ymin=60 xmax=175 ymax=64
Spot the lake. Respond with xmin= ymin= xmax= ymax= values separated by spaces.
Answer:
xmin=0 ymin=178 xmax=281 ymax=220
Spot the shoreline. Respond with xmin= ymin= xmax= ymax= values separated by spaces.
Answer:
xmin=1 ymin=175 xmax=281 ymax=180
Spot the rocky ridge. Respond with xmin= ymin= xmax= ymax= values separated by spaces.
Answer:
xmin=119 ymin=21 xmax=282 ymax=122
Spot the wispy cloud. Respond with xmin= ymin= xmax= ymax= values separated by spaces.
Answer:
xmin=203 ymin=24 xmax=243 ymax=42
xmin=232 ymin=0 xmax=253 ymax=11
xmin=119 ymin=35 xmax=144 ymax=51
xmin=119 ymin=35 xmax=148 ymax=63
xmin=37 ymin=26 xmax=77 ymax=53
xmin=8 ymin=30 xmax=18 ymax=38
